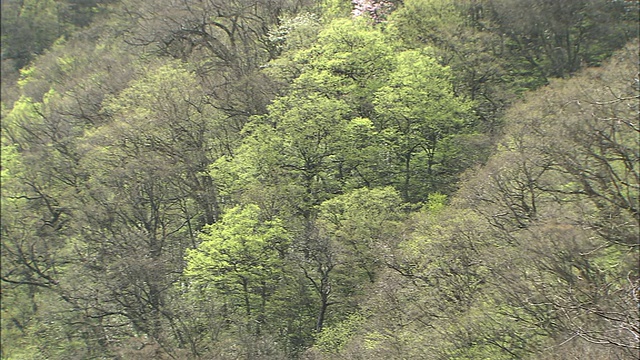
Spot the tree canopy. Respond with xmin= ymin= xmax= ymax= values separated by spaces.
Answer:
xmin=1 ymin=0 xmax=638 ymax=358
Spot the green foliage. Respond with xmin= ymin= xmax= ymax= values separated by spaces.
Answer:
xmin=1 ymin=0 xmax=112 ymax=70
xmin=314 ymin=312 xmax=366 ymax=354
xmin=0 ymin=143 xmax=20 ymax=185
xmin=185 ymin=204 xmax=290 ymax=326
xmin=1 ymin=0 xmax=637 ymax=358
xmin=319 ymin=0 xmax=353 ymax=20
xmin=253 ymin=18 xmax=477 ymax=204
xmin=318 ymin=186 xmax=405 ymax=280
xmin=268 ymin=13 xmax=322 ymax=55
xmin=374 ymin=49 xmax=475 ymax=201
xmin=485 ymin=0 xmax=639 ymax=79
xmin=300 ymin=18 xmax=395 ymax=117
xmin=425 ymin=192 xmax=447 ymax=214
xmin=211 ymin=91 xmax=352 ymax=220
xmin=186 ymin=205 xmax=290 ymax=284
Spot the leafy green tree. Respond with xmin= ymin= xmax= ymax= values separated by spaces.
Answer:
xmin=298 ymin=18 xmax=395 ymax=119
xmin=211 ymin=94 xmax=351 ymax=225
xmin=251 ymin=19 xmax=476 ymax=204
xmin=184 ymin=204 xmax=291 ymax=343
xmin=295 ymin=187 xmax=404 ymax=334
xmin=390 ymin=0 xmax=517 ymax=130
xmin=374 ymin=49 xmax=474 ymax=201
xmin=252 ymin=19 xmax=397 ymax=200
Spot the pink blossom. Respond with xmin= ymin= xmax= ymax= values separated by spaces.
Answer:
xmin=351 ymin=0 xmax=398 ymax=23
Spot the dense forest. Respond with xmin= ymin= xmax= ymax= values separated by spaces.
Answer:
xmin=1 ymin=0 xmax=638 ymax=359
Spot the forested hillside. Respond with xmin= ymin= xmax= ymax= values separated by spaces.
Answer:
xmin=1 ymin=0 xmax=638 ymax=359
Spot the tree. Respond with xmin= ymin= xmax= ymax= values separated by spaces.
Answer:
xmin=484 ymin=0 xmax=639 ymax=79
xmin=390 ymin=0 xmax=518 ymax=130
xmin=1 ymin=0 xmax=65 ymax=69
xmin=374 ymin=49 xmax=475 ymax=201
xmin=299 ymin=18 xmax=395 ymax=119
xmin=67 ymin=61 xmax=234 ymax=355
xmin=115 ymin=0 xmax=315 ymax=131
xmin=458 ymin=41 xmax=639 ymax=357
xmin=251 ymin=19 xmax=477 ymax=203
xmin=295 ymin=187 xmax=404 ymax=335
xmin=184 ymin=204 xmax=291 ymax=353
xmin=351 ymin=0 xmax=400 ymax=23
xmin=1 ymin=0 xmax=114 ymax=70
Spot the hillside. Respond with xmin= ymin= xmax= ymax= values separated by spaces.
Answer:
xmin=1 ymin=1 xmax=638 ymax=359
